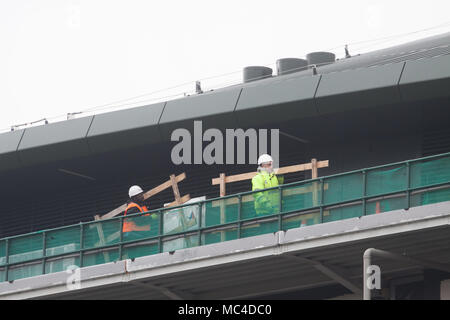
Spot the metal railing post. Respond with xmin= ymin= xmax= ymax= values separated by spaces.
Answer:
xmin=362 ymin=170 xmax=367 ymax=216
xmin=320 ymin=179 xmax=324 ymax=223
xmin=158 ymin=210 xmax=163 ymax=253
xmin=238 ymin=195 xmax=242 ymax=239
xmin=278 ymin=186 xmax=282 ymax=231
xmin=406 ymin=162 xmax=411 ymax=209
xmin=119 ymin=217 xmax=123 ymax=260
xmin=198 ymin=204 xmax=203 ymax=246
xmin=5 ymin=239 xmax=9 ymax=281
xmin=42 ymin=232 xmax=46 ymax=275
xmin=79 ymin=224 xmax=84 ymax=268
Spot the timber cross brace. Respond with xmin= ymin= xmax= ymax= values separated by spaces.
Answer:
xmin=211 ymin=158 xmax=329 ymax=196
xmin=91 ymin=173 xmax=191 ymax=252
xmin=94 ymin=172 xmax=191 ymax=222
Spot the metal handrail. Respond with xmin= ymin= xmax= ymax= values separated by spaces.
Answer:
xmin=1 ymin=151 xmax=449 ymax=282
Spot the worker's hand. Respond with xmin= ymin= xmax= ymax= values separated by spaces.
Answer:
xmin=151 ymin=213 xmax=159 ymax=220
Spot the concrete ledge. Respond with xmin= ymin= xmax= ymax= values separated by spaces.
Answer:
xmin=1 ymin=201 xmax=449 ymax=299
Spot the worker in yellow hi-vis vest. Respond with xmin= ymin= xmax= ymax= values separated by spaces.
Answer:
xmin=251 ymin=154 xmax=284 ymax=216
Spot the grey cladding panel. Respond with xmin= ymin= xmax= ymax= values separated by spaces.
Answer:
xmin=18 ymin=116 xmax=93 ymax=150
xmin=17 ymin=116 xmax=93 ymax=166
xmin=236 ymin=75 xmax=320 ymax=111
xmin=87 ymin=103 xmax=165 ymax=136
xmin=159 ymin=88 xmax=241 ymax=124
xmin=399 ymin=54 xmax=450 ymax=101
xmin=316 ymin=62 xmax=405 ymax=115
xmin=0 ymin=130 xmax=25 ymax=172
xmin=234 ymin=75 xmax=320 ymax=127
xmin=316 ymin=62 xmax=405 ymax=98
xmin=158 ymin=88 xmax=241 ymax=142
xmin=86 ymin=103 xmax=164 ymax=154
xmin=0 ymin=130 xmax=24 ymax=153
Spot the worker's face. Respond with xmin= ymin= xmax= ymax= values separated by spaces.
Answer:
xmin=133 ymin=193 xmax=144 ymax=203
xmin=261 ymin=161 xmax=273 ymax=171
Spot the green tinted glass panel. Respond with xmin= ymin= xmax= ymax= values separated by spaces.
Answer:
xmin=202 ymin=197 xmax=238 ymax=227
xmin=323 ymin=173 xmax=363 ymax=205
xmin=323 ymin=204 xmax=362 ymax=223
xmin=162 ymin=234 xmax=199 ymax=252
xmin=240 ymin=220 xmax=278 ymax=238
xmin=202 ymin=227 xmax=238 ymax=245
xmin=46 ymin=226 xmax=80 ymax=257
xmin=411 ymin=157 xmax=450 ymax=188
xmin=241 ymin=190 xmax=280 ymax=220
xmin=282 ymin=182 xmax=321 ymax=213
xmin=82 ymin=248 xmax=119 ymax=267
xmin=0 ymin=268 xmax=5 ymax=282
xmin=163 ymin=205 xmax=200 ymax=235
xmin=45 ymin=256 xmax=80 ymax=274
xmin=83 ymin=220 xmax=120 ymax=249
xmin=282 ymin=210 xmax=321 ymax=230
xmin=122 ymin=241 xmax=159 ymax=260
xmin=411 ymin=187 xmax=450 ymax=207
xmin=122 ymin=213 xmax=160 ymax=243
xmin=9 ymin=234 xmax=43 ymax=264
xmin=0 ymin=241 xmax=5 ymax=266
xmin=367 ymin=165 xmax=406 ymax=196
xmin=8 ymin=262 xmax=42 ymax=281
xmin=366 ymin=196 xmax=406 ymax=215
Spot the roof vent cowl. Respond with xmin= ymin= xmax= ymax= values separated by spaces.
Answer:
xmin=243 ymin=66 xmax=273 ymax=83
xmin=306 ymin=52 xmax=336 ymax=67
xmin=276 ymin=58 xmax=308 ymax=75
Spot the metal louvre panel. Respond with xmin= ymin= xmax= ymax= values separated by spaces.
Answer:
xmin=367 ymin=45 xmax=450 ymax=67
xmin=422 ymin=127 xmax=450 ymax=156
xmin=0 ymin=147 xmax=307 ymax=238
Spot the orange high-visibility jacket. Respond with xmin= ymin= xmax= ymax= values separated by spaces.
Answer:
xmin=122 ymin=202 xmax=151 ymax=232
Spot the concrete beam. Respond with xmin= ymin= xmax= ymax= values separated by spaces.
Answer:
xmin=130 ymin=281 xmax=194 ymax=300
xmin=283 ymin=255 xmax=362 ymax=295
xmin=363 ymin=248 xmax=450 ymax=300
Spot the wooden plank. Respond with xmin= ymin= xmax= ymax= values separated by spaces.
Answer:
xmin=219 ymin=173 xmax=226 ymax=197
xmin=106 ymin=231 xmax=120 ymax=244
xmin=100 ymin=203 xmax=128 ymax=221
xmin=220 ymin=197 xmax=226 ymax=242
xmin=170 ymin=174 xmax=182 ymax=204
xmin=99 ymin=173 xmax=187 ymax=220
xmin=93 ymin=215 xmax=110 ymax=261
xmin=311 ymin=158 xmax=318 ymax=179
xmin=276 ymin=160 xmax=328 ymax=175
xmin=164 ymin=194 xmax=191 ymax=208
xmin=211 ymin=160 xmax=329 ymax=185
xmin=143 ymin=173 xmax=186 ymax=201
xmin=219 ymin=173 xmax=227 ymax=240
xmin=169 ymin=175 xmax=191 ymax=246
xmin=212 ymin=171 xmax=257 ymax=185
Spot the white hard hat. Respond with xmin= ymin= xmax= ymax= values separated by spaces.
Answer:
xmin=258 ymin=154 xmax=273 ymax=165
xmin=128 ymin=185 xmax=144 ymax=198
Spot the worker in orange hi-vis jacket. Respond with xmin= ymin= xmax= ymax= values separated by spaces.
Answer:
xmin=122 ymin=185 xmax=158 ymax=238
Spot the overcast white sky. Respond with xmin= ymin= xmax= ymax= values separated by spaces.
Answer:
xmin=1 ymin=0 xmax=449 ymax=132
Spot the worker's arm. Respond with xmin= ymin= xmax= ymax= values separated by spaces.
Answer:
xmin=124 ymin=206 xmax=156 ymax=231
xmin=276 ymin=174 xmax=284 ymax=185
xmin=124 ymin=206 xmax=141 ymax=216
xmin=252 ymin=175 xmax=272 ymax=205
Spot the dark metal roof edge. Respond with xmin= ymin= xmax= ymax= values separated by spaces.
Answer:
xmin=0 ymin=32 xmax=449 ymax=169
